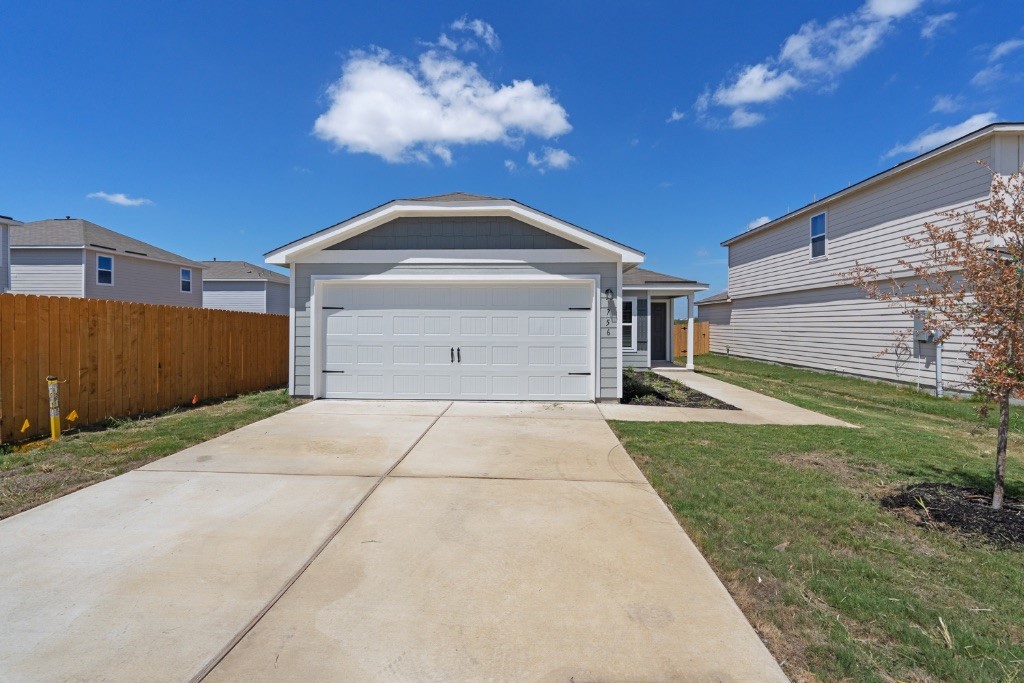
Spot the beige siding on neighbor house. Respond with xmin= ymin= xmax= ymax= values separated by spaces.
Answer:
xmin=700 ymin=286 xmax=975 ymax=390
xmin=10 ymin=249 xmax=84 ymax=297
xmin=203 ymin=281 xmax=267 ymax=312
xmin=728 ymin=137 xmax=995 ymax=299
xmin=83 ymin=250 xmax=203 ymax=307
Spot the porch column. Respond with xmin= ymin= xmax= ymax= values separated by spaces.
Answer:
xmin=685 ymin=293 xmax=695 ymax=370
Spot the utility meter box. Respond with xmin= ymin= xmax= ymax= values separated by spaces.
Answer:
xmin=914 ymin=315 xmax=936 ymax=343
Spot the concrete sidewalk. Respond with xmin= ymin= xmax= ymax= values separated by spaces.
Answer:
xmin=0 ymin=400 xmax=788 ymax=682
xmin=599 ymin=369 xmax=855 ymax=426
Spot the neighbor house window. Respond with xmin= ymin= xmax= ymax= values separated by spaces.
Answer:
xmin=810 ymin=212 xmax=827 ymax=258
xmin=180 ymin=268 xmax=192 ymax=293
xmin=97 ymin=255 xmax=113 ymax=285
xmin=621 ymin=297 xmax=637 ymax=351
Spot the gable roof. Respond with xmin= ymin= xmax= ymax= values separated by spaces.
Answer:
xmin=721 ymin=121 xmax=1024 ymax=247
xmin=623 ymin=267 xmax=707 ymax=288
xmin=265 ymin=194 xmax=644 ymax=265
xmin=696 ymin=290 xmax=730 ymax=305
xmin=403 ymin=192 xmax=501 ymax=202
xmin=12 ymin=219 xmax=203 ymax=268
xmin=201 ymin=260 xmax=288 ymax=284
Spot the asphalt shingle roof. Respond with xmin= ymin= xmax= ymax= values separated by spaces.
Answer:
xmin=623 ymin=267 xmax=706 ymax=287
xmin=201 ymin=260 xmax=289 ymax=284
xmin=696 ymin=290 xmax=730 ymax=305
xmin=12 ymin=219 xmax=203 ymax=268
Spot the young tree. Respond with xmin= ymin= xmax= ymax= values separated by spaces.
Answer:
xmin=847 ymin=164 xmax=1024 ymax=510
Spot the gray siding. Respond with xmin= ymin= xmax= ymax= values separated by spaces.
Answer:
xmin=83 ymin=250 xmax=203 ymax=307
xmin=623 ymin=293 xmax=649 ymax=369
xmin=203 ymin=280 xmax=267 ymax=312
xmin=728 ymin=137 xmax=995 ymax=299
xmin=266 ymin=281 xmax=290 ymax=314
xmin=327 ymin=216 xmax=585 ymax=250
xmin=10 ymin=248 xmax=84 ymax=297
xmin=700 ymin=286 xmax=973 ymax=390
xmin=0 ymin=224 xmax=9 ymax=291
xmin=292 ymin=262 xmax=618 ymax=399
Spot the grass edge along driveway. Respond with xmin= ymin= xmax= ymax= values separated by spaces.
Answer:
xmin=610 ymin=354 xmax=1024 ymax=683
xmin=0 ymin=389 xmax=304 ymax=520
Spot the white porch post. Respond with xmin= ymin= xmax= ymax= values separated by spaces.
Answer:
xmin=685 ymin=293 xmax=695 ymax=370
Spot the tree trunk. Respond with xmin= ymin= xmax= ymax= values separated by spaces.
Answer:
xmin=994 ymin=393 xmax=1010 ymax=510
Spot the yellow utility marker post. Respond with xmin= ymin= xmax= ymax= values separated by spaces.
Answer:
xmin=46 ymin=376 xmax=60 ymax=441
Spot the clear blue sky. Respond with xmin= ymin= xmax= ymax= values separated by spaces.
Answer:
xmin=2 ymin=1 xmax=1022 ymax=293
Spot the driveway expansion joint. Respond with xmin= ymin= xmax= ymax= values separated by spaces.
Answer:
xmin=191 ymin=401 xmax=454 ymax=683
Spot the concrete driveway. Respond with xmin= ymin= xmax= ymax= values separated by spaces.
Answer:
xmin=0 ymin=400 xmax=786 ymax=682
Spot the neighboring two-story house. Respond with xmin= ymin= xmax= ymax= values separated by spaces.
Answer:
xmin=0 ymin=214 xmax=22 ymax=292
xmin=201 ymin=260 xmax=289 ymax=314
xmin=9 ymin=218 xmax=204 ymax=307
xmin=699 ymin=121 xmax=1024 ymax=391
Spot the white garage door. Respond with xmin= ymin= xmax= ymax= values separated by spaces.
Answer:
xmin=319 ymin=282 xmax=595 ymax=400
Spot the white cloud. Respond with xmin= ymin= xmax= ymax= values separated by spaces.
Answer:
xmin=920 ymin=12 xmax=956 ymax=39
xmin=865 ymin=0 xmax=922 ymax=18
xmin=713 ymin=64 xmax=801 ymax=107
xmin=86 ymin=191 xmax=152 ymax=207
xmin=504 ymin=159 xmax=516 ymax=172
xmin=313 ymin=47 xmax=571 ymax=164
xmin=527 ymin=146 xmax=575 ymax=172
xmin=885 ymin=112 xmax=999 ymax=157
xmin=989 ymin=38 xmax=1024 ymax=62
xmin=451 ymin=16 xmax=500 ymax=51
xmin=666 ymin=108 xmax=685 ymax=123
xmin=930 ymin=94 xmax=963 ymax=113
xmin=971 ymin=64 xmax=1004 ymax=87
xmin=747 ymin=216 xmax=772 ymax=229
xmin=730 ymin=108 xmax=765 ymax=128
xmin=698 ymin=0 xmax=923 ymax=128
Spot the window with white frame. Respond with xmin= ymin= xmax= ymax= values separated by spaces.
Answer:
xmin=180 ymin=268 xmax=192 ymax=293
xmin=97 ymin=255 xmax=113 ymax=285
xmin=810 ymin=212 xmax=827 ymax=258
xmin=621 ymin=296 xmax=637 ymax=351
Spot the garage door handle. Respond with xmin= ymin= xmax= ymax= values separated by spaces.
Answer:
xmin=451 ymin=347 xmax=454 ymax=363
xmin=568 ymin=372 xmax=591 ymax=376
xmin=457 ymin=347 xmax=461 ymax=363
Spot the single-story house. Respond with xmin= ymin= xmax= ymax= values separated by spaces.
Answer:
xmin=698 ymin=121 xmax=1024 ymax=390
xmin=0 ymin=214 xmax=22 ymax=292
xmin=9 ymin=218 xmax=204 ymax=307
xmin=201 ymin=260 xmax=289 ymax=314
xmin=265 ymin=193 xmax=707 ymax=401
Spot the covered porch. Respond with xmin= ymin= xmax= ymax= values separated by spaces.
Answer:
xmin=621 ymin=267 xmax=708 ymax=371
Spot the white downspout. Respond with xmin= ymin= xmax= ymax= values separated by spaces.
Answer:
xmin=935 ymin=341 xmax=944 ymax=398
xmin=685 ymin=293 xmax=695 ymax=370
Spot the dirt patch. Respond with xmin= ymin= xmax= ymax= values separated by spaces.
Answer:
xmin=775 ymin=452 xmax=889 ymax=489
xmin=621 ymin=369 xmax=737 ymax=409
xmin=882 ymin=483 xmax=1024 ymax=548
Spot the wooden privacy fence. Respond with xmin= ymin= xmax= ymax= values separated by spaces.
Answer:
xmin=0 ymin=293 xmax=289 ymax=443
xmin=673 ymin=321 xmax=711 ymax=357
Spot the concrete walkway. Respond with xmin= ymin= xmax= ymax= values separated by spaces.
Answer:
xmin=0 ymin=400 xmax=787 ymax=682
xmin=599 ymin=369 xmax=855 ymax=426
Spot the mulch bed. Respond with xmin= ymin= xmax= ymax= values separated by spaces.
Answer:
xmin=882 ymin=483 xmax=1024 ymax=548
xmin=621 ymin=370 xmax=737 ymax=409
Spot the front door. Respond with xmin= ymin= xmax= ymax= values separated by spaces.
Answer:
xmin=651 ymin=301 xmax=668 ymax=362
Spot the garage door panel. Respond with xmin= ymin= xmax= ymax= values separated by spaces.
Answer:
xmin=321 ymin=283 xmax=594 ymax=400
xmin=392 ymin=346 xmax=422 ymax=365
xmin=393 ymin=316 xmax=420 ymax=335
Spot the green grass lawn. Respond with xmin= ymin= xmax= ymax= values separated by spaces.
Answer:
xmin=609 ymin=354 xmax=1024 ymax=683
xmin=0 ymin=389 xmax=304 ymax=519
